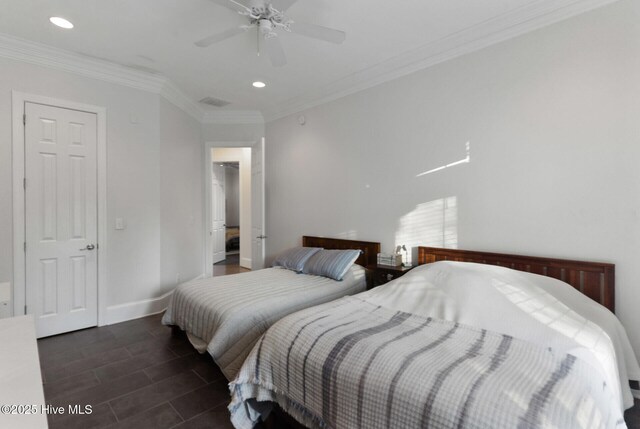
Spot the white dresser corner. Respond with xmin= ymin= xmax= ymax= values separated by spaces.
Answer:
xmin=0 ymin=315 xmax=48 ymax=429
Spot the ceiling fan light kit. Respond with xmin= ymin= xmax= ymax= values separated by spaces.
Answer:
xmin=196 ymin=0 xmax=345 ymax=67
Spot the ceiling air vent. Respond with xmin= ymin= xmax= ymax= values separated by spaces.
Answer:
xmin=199 ymin=97 xmax=231 ymax=107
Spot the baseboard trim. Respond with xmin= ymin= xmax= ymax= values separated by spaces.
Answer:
xmin=105 ymin=274 xmax=204 ymax=325
xmin=240 ymin=257 xmax=252 ymax=269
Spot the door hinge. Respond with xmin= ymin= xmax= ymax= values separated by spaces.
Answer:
xmin=24 ymin=242 xmax=26 ymax=252
xmin=23 ymin=178 xmax=26 ymax=190
xmin=23 ymin=114 xmax=26 ymax=125
xmin=24 ymin=305 xmax=27 ymax=315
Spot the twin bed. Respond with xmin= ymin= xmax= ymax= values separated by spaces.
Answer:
xmin=162 ymin=236 xmax=380 ymax=378
xmin=163 ymin=240 xmax=640 ymax=429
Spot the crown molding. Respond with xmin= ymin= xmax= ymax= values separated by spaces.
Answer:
xmin=0 ymin=33 xmax=264 ymax=124
xmin=202 ymin=110 xmax=264 ymax=125
xmin=0 ymin=33 xmax=167 ymax=93
xmin=159 ymin=81 xmax=204 ymax=121
xmin=263 ymin=0 xmax=620 ymax=122
xmin=0 ymin=32 xmax=209 ymax=121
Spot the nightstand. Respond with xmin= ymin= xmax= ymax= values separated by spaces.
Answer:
xmin=366 ymin=264 xmax=416 ymax=289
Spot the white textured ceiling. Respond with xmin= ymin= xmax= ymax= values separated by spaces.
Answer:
xmin=0 ymin=0 xmax=617 ymax=120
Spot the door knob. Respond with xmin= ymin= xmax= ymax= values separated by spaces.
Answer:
xmin=80 ymin=244 xmax=96 ymax=251
xmin=256 ymin=235 xmax=267 ymax=239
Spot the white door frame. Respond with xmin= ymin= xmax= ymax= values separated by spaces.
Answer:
xmin=251 ymin=137 xmax=266 ymax=270
xmin=12 ymin=91 xmax=108 ymax=326
xmin=210 ymin=163 xmax=227 ymax=265
xmin=203 ymin=141 xmax=256 ymax=277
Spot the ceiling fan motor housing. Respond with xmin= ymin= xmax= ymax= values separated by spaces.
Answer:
xmin=259 ymin=19 xmax=277 ymax=38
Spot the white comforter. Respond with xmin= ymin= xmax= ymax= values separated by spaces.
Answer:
xmin=362 ymin=261 xmax=640 ymax=411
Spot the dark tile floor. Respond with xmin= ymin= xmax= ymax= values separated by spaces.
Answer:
xmin=628 ymin=400 xmax=640 ymax=429
xmin=38 ymin=314 xmax=234 ymax=429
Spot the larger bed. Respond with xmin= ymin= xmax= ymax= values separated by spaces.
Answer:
xmin=229 ymin=247 xmax=640 ymax=429
xmin=162 ymin=236 xmax=379 ymax=379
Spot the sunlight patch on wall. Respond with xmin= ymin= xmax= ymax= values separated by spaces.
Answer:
xmin=395 ymin=197 xmax=458 ymax=265
xmin=335 ymin=230 xmax=358 ymax=239
xmin=416 ymin=142 xmax=471 ymax=177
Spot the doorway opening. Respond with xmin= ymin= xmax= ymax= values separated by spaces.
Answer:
xmin=210 ymin=148 xmax=251 ymax=276
xmin=204 ymin=140 xmax=265 ymax=278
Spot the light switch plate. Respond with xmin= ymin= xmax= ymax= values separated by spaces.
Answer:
xmin=0 ymin=282 xmax=10 ymax=302
xmin=0 ymin=301 xmax=11 ymax=319
xmin=115 ymin=218 xmax=125 ymax=230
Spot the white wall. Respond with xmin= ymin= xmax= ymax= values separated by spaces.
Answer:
xmin=0 ymin=56 xmax=203 ymax=320
xmin=265 ymin=0 xmax=640 ymax=355
xmin=212 ymin=148 xmax=252 ymax=268
xmin=202 ymin=123 xmax=264 ymax=143
xmin=159 ymin=99 xmax=203 ymax=293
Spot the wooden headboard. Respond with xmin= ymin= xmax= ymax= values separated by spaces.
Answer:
xmin=418 ymin=247 xmax=615 ymax=313
xmin=303 ymin=236 xmax=380 ymax=267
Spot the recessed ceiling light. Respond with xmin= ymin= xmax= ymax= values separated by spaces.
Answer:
xmin=252 ymin=81 xmax=266 ymax=88
xmin=49 ymin=17 xmax=74 ymax=29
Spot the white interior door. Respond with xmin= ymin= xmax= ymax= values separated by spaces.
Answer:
xmin=251 ymin=138 xmax=265 ymax=270
xmin=24 ymin=102 xmax=98 ymax=338
xmin=211 ymin=163 xmax=226 ymax=265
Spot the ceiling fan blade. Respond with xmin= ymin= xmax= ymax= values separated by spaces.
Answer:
xmin=207 ymin=0 xmax=252 ymax=13
xmin=290 ymin=21 xmax=345 ymax=44
xmin=263 ymin=36 xmax=287 ymax=67
xmin=195 ymin=26 xmax=247 ymax=47
xmin=271 ymin=0 xmax=298 ymax=12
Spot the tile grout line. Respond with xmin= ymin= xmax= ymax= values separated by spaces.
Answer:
xmin=107 ymin=401 xmax=120 ymax=424
xmin=191 ymin=368 xmax=210 ymax=384
xmin=167 ymin=401 xmax=187 ymax=424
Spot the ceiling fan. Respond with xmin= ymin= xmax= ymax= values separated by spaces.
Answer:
xmin=195 ymin=0 xmax=346 ymax=67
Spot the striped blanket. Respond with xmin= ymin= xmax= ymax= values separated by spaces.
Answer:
xmin=162 ymin=266 xmax=366 ymax=379
xmin=230 ymin=296 xmax=626 ymax=429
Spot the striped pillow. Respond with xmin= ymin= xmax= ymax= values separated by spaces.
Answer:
xmin=272 ymin=247 xmax=322 ymax=272
xmin=302 ymin=249 xmax=362 ymax=281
